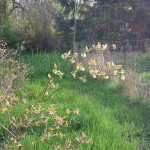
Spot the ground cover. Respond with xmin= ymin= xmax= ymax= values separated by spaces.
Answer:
xmin=0 ymin=52 xmax=150 ymax=150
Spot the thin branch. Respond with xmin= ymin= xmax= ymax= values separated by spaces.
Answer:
xmin=39 ymin=87 xmax=64 ymax=103
xmin=40 ymin=78 xmax=54 ymax=100
xmin=0 ymin=124 xmax=17 ymax=139
xmin=0 ymin=49 xmax=14 ymax=63
xmin=28 ymin=86 xmax=63 ymax=109
xmin=10 ymin=0 xmax=26 ymax=14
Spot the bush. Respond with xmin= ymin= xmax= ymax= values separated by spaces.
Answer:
xmin=0 ymin=42 xmax=123 ymax=149
xmin=0 ymin=23 xmax=23 ymax=48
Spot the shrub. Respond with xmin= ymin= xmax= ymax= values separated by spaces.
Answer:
xmin=0 ymin=42 xmax=123 ymax=149
xmin=0 ymin=41 xmax=28 ymax=97
xmin=0 ymin=23 xmax=23 ymax=47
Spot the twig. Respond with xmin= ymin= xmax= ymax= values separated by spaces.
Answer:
xmin=0 ymin=49 xmax=14 ymax=63
xmin=6 ymin=110 xmax=14 ymax=134
xmin=10 ymin=0 xmax=26 ymax=14
xmin=28 ymin=87 xmax=63 ymax=109
xmin=0 ymin=124 xmax=17 ymax=139
xmin=41 ymin=79 xmax=54 ymax=100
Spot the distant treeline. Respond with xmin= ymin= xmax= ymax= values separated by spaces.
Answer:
xmin=0 ymin=0 xmax=150 ymax=52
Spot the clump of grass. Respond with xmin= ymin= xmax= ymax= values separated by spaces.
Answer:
xmin=122 ymin=69 xmax=150 ymax=101
xmin=80 ymin=48 xmax=150 ymax=101
xmin=121 ymin=52 xmax=150 ymax=101
xmin=136 ymin=53 xmax=150 ymax=73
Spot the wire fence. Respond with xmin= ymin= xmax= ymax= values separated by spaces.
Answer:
xmin=75 ymin=39 xmax=150 ymax=52
xmin=73 ymin=1 xmax=150 ymax=74
xmin=74 ymin=1 xmax=150 ymax=43
xmin=73 ymin=40 xmax=150 ymax=74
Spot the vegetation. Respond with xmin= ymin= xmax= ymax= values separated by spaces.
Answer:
xmin=0 ymin=0 xmax=150 ymax=51
xmin=0 ymin=0 xmax=150 ymax=150
xmin=1 ymin=52 xmax=150 ymax=149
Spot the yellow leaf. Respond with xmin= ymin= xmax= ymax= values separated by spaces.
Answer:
xmin=49 ymin=128 xmax=54 ymax=131
xmin=102 ymin=44 xmax=108 ymax=51
xmin=85 ymin=46 xmax=89 ymax=52
xmin=73 ymin=108 xmax=80 ymax=114
xmin=0 ymin=107 xmax=7 ymax=112
xmin=95 ymin=42 xmax=101 ymax=49
xmin=54 ymin=63 xmax=57 ymax=69
xmin=48 ymin=74 xmax=52 ymax=79
xmin=107 ymin=62 xmax=111 ymax=68
xmin=67 ymin=51 xmax=71 ymax=56
xmin=114 ymin=65 xmax=122 ymax=69
xmin=66 ymin=109 xmax=71 ymax=114
xmin=98 ymin=72 xmax=106 ymax=76
xmin=19 ymin=121 xmax=23 ymax=125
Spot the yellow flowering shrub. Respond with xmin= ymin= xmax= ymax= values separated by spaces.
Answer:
xmin=0 ymin=41 xmax=124 ymax=150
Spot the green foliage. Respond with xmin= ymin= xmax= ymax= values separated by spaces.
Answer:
xmin=75 ymin=0 xmax=150 ymax=42
xmin=0 ymin=0 xmax=23 ymax=46
xmin=136 ymin=53 xmax=150 ymax=73
xmin=0 ymin=23 xmax=22 ymax=46
xmin=0 ymin=0 xmax=150 ymax=51
xmin=1 ymin=52 xmax=149 ymax=149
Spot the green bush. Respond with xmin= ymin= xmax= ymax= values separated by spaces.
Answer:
xmin=0 ymin=23 xmax=22 ymax=47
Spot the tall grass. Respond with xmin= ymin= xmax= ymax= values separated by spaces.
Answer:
xmin=79 ymin=49 xmax=150 ymax=101
xmin=1 ymin=52 xmax=150 ymax=150
xmin=122 ymin=52 xmax=150 ymax=101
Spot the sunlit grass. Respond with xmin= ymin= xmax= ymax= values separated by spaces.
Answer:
xmin=1 ymin=52 xmax=150 ymax=150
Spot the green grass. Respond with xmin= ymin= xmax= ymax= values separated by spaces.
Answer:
xmin=0 ymin=52 xmax=150 ymax=150
xmin=136 ymin=53 xmax=150 ymax=73
xmin=137 ymin=53 xmax=150 ymax=85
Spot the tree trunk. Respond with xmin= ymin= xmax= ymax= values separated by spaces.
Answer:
xmin=0 ymin=0 xmax=7 ymax=23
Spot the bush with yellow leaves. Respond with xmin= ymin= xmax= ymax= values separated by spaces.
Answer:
xmin=0 ymin=41 xmax=29 ymax=112
xmin=52 ymin=42 xmax=125 ymax=83
xmin=0 ymin=41 xmax=124 ymax=150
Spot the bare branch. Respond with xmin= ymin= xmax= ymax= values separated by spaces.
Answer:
xmin=0 ymin=49 xmax=14 ymax=62
xmin=0 ymin=123 xmax=17 ymax=139
xmin=10 ymin=0 xmax=26 ymax=14
xmin=0 ymin=49 xmax=14 ymax=63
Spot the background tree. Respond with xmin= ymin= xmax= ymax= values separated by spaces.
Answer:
xmin=0 ymin=0 xmax=150 ymax=51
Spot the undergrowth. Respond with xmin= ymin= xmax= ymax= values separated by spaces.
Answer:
xmin=0 ymin=52 xmax=150 ymax=150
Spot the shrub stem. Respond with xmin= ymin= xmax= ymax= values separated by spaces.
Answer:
xmin=0 ymin=123 xmax=17 ymax=139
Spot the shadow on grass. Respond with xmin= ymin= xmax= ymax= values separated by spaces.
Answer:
xmin=64 ymin=78 xmax=150 ymax=147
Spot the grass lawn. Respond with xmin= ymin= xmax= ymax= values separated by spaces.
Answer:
xmin=0 ymin=52 xmax=150 ymax=150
